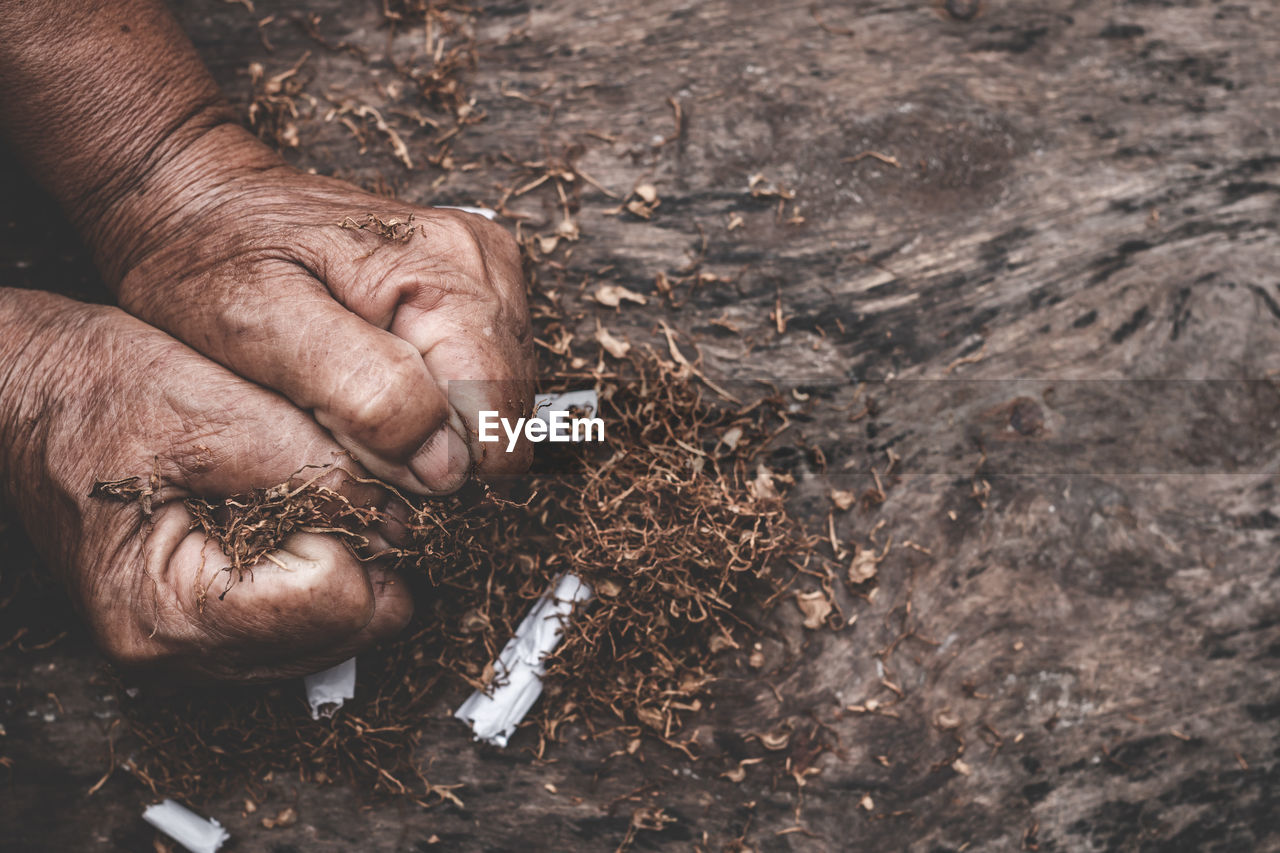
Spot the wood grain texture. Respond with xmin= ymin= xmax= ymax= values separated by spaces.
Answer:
xmin=1 ymin=0 xmax=1278 ymax=850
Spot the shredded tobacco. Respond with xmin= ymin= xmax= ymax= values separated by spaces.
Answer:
xmin=247 ymin=52 xmax=312 ymax=149
xmin=91 ymin=0 xmax=847 ymax=811
xmin=339 ymin=212 xmax=417 ymax=241
xmin=107 ymin=346 xmax=822 ymax=805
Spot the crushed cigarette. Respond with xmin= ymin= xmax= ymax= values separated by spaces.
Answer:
xmin=302 ymin=657 xmax=356 ymax=720
xmin=142 ymin=799 xmax=230 ymax=853
xmin=451 ymin=388 xmax=600 ymax=745
xmin=455 ymin=573 xmax=593 ymax=746
xmin=533 ymin=390 xmax=598 ymax=424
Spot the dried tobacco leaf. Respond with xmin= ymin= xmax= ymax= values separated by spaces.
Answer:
xmin=111 ymin=350 xmax=818 ymax=803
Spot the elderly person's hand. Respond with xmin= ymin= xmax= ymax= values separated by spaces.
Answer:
xmin=0 ymin=290 xmax=413 ymax=680
xmin=104 ymin=141 xmax=535 ymax=494
xmin=0 ymin=0 xmax=534 ymax=679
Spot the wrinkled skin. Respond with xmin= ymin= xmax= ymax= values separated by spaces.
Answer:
xmin=0 ymin=291 xmax=413 ymax=681
xmin=1 ymin=156 xmax=538 ymax=679
xmin=109 ymin=134 xmax=536 ymax=493
xmin=0 ymin=0 xmax=535 ymax=680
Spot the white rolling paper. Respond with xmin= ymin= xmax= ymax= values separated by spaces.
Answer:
xmin=454 ymin=574 xmax=593 ymax=747
xmin=452 ymin=388 xmax=602 ymax=745
xmin=302 ymin=656 xmax=357 ymax=720
xmin=436 ymin=205 xmax=498 ymax=220
xmin=141 ymin=799 xmax=230 ymax=853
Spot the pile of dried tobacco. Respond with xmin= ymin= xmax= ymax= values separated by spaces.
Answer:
xmin=115 ymin=348 xmax=819 ymax=805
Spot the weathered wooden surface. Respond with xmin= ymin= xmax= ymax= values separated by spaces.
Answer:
xmin=3 ymin=0 xmax=1280 ymax=850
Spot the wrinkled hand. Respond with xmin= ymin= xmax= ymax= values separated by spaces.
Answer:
xmin=101 ymin=128 xmax=535 ymax=495
xmin=0 ymin=1 xmax=534 ymax=681
xmin=0 ymin=290 xmax=412 ymax=681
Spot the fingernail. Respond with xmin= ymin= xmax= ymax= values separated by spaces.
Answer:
xmin=408 ymin=423 xmax=470 ymax=492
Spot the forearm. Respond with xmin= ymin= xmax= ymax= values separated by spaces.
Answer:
xmin=0 ymin=0 xmax=280 ymax=283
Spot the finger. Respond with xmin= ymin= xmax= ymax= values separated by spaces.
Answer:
xmin=174 ymin=530 xmax=377 ymax=656
xmin=97 ymin=507 xmax=369 ymax=675
xmin=367 ymin=214 xmax=536 ymax=480
xmin=129 ymin=503 xmax=412 ymax=680
xmin=246 ymin=563 xmax=414 ymax=681
xmin=200 ymin=555 xmax=413 ymax=682
xmin=414 ymin=336 xmax=535 ymax=480
xmin=122 ymin=262 xmax=463 ymax=494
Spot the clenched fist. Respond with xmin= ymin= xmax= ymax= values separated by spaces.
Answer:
xmin=104 ymin=126 xmax=535 ymax=494
xmin=0 ymin=0 xmax=537 ymax=679
xmin=0 ymin=290 xmax=414 ymax=680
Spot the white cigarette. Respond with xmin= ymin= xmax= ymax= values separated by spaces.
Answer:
xmin=436 ymin=204 xmax=498 ymax=220
xmin=456 ymin=389 xmax=597 ymax=745
xmin=141 ymin=799 xmax=229 ymax=853
xmin=302 ymin=656 xmax=357 ymax=720
xmin=455 ymin=574 xmax=593 ymax=747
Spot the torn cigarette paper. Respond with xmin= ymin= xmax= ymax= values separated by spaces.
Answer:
xmin=534 ymin=390 xmax=598 ymax=424
xmin=456 ymin=389 xmax=598 ymax=746
xmin=303 ymin=656 xmax=356 ymax=720
xmin=455 ymin=574 xmax=593 ymax=747
xmin=142 ymin=799 xmax=230 ymax=853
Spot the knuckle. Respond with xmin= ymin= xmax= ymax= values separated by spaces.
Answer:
xmin=428 ymin=213 xmax=512 ymax=283
xmin=476 ymin=222 xmax=526 ymax=287
xmin=335 ymin=346 xmax=439 ymax=446
xmin=370 ymin=351 xmax=427 ymax=410
xmin=433 ymin=214 xmax=486 ymax=259
xmin=478 ymin=217 xmax=520 ymax=254
xmin=305 ymin=560 xmax=375 ymax=636
xmin=503 ymin=297 xmax=535 ymax=347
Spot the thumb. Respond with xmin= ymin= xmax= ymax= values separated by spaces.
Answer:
xmin=116 ymin=505 xmax=411 ymax=681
